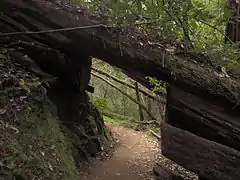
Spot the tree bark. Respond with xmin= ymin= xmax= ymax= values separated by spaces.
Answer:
xmin=167 ymin=85 xmax=240 ymax=152
xmin=161 ymin=123 xmax=240 ymax=180
xmin=153 ymin=162 xmax=184 ymax=180
xmin=0 ymin=0 xmax=239 ymax=114
xmin=225 ymin=0 xmax=240 ymax=44
xmin=135 ymin=82 xmax=144 ymax=122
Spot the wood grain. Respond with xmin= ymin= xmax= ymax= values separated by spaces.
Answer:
xmin=161 ymin=123 xmax=240 ymax=180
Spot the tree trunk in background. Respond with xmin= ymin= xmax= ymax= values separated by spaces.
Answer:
xmin=135 ymin=82 xmax=144 ymax=122
xmin=225 ymin=0 xmax=240 ymax=44
xmin=92 ymin=72 xmax=157 ymax=120
xmin=147 ymin=97 xmax=153 ymax=120
xmin=103 ymin=86 xmax=108 ymax=99
xmin=158 ymin=99 xmax=166 ymax=121
xmin=91 ymin=67 xmax=165 ymax=103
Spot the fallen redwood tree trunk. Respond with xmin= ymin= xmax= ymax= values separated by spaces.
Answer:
xmin=161 ymin=123 xmax=240 ymax=180
xmin=0 ymin=0 xmax=240 ymax=114
xmin=161 ymin=84 xmax=240 ymax=180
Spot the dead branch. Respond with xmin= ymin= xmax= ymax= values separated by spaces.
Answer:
xmin=132 ymin=120 xmax=161 ymax=126
xmin=0 ymin=24 xmax=109 ymax=37
xmin=149 ymin=129 xmax=161 ymax=140
xmin=91 ymin=72 xmax=158 ymax=121
xmin=91 ymin=67 xmax=166 ymax=103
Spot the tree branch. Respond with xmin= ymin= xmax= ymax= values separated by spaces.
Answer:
xmin=196 ymin=19 xmax=234 ymax=44
xmin=149 ymin=129 xmax=161 ymax=140
xmin=91 ymin=67 xmax=166 ymax=103
xmin=135 ymin=81 xmax=145 ymax=122
xmin=132 ymin=120 xmax=161 ymax=126
xmin=91 ymin=72 xmax=158 ymax=121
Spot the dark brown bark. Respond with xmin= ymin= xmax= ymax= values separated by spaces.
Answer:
xmin=166 ymin=85 xmax=240 ymax=152
xmin=225 ymin=0 xmax=240 ymax=44
xmin=153 ymin=163 xmax=183 ymax=180
xmin=0 ymin=0 xmax=240 ymax=114
xmin=161 ymin=123 xmax=240 ymax=180
xmin=41 ymin=53 xmax=110 ymax=163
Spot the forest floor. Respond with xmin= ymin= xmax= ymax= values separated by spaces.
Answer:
xmin=80 ymin=122 xmax=160 ymax=180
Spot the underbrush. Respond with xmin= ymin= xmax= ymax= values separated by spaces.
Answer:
xmin=0 ymin=101 xmax=79 ymax=180
xmin=103 ymin=116 xmax=137 ymax=128
xmin=103 ymin=116 xmax=161 ymax=139
xmin=144 ymin=127 xmax=161 ymax=137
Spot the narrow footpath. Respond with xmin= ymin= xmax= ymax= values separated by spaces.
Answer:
xmin=81 ymin=123 xmax=160 ymax=180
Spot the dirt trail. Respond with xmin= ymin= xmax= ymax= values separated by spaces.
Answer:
xmin=81 ymin=123 xmax=160 ymax=180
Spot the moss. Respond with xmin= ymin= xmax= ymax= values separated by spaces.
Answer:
xmin=103 ymin=116 xmax=161 ymax=139
xmin=102 ymin=110 xmax=134 ymax=121
xmin=0 ymin=99 xmax=79 ymax=180
xmin=0 ymin=48 xmax=112 ymax=180
xmin=103 ymin=116 xmax=137 ymax=128
xmin=0 ymin=50 xmax=80 ymax=179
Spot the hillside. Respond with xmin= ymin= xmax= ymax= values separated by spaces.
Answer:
xmin=0 ymin=47 xmax=111 ymax=179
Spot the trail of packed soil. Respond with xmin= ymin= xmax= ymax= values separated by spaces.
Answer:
xmin=81 ymin=123 xmax=160 ymax=180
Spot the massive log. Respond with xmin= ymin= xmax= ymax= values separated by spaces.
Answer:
xmin=161 ymin=123 xmax=240 ymax=180
xmin=165 ymin=84 xmax=240 ymax=179
xmin=166 ymin=85 xmax=240 ymax=151
xmin=153 ymin=163 xmax=184 ymax=180
xmin=0 ymin=0 xmax=240 ymax=114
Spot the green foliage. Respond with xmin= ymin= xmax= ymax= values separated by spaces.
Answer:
xmin=103 ymin=116 xmax=137 ymax=128
xmin=146 ymin=76 xmax=166 ymax=95
xmin=102 ymin=110 xmax=134 ymax=121
xmin=104 ymin=116 xmax=161 ymax=138
xmin=91 ymin=97 xmax=108 ymax=112
xmin=76 ymin=0 xmax=240 ymax=65
xmin=91 ymin=59 xmax=140 ymax=118
xmin=90 ymin=60 xmax=164 ymax=129
xmin=145 ymin=127 xmax=161 ymax=137
xmin=0 ymin=100 xmax=79 ymax=180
